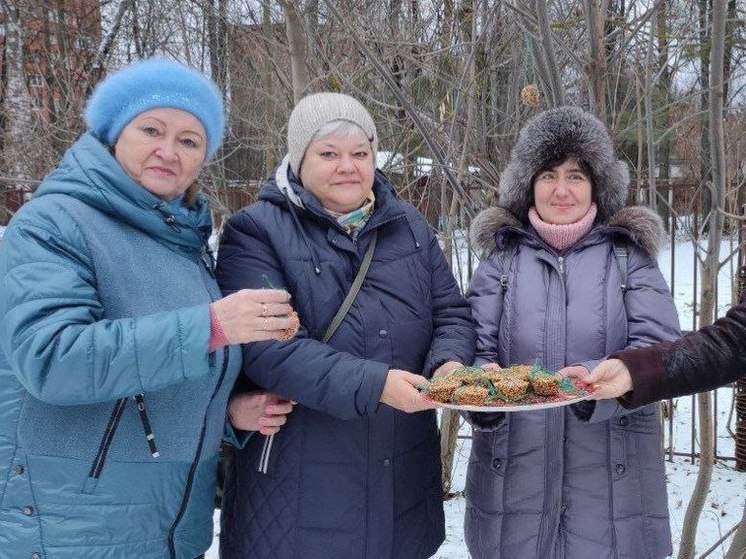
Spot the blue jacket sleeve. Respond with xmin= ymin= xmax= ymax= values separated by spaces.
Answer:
xmin=215 ymin=209 xmax=389 ymax=421
xmin=422 ymin=229 xmax=475 ymax=376
xmin=573 ymin=243 xmax=681 ymax=423
xmin=0 ymin=206 xmax=211 ymax=406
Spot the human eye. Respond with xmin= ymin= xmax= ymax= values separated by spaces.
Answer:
xmin=353 ymin=150 xmax=370 ymax=159
xmin=319 ymin=151 xmax=337 ymax=159
xmin=181 ymin=137 xmax=201 ymax=149
xmin=538 ymin=171 xmax=554 ymax=181
xmin=142 ymin=126 xmax=160 ymax=137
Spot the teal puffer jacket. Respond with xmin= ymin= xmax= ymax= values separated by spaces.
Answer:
xmin=0 ymin=133 xmax=241 ymax=558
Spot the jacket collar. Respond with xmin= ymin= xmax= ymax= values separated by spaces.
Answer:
xmin=470 ymin=204 xmax=665 ymax=258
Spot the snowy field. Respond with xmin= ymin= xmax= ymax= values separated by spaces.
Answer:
xmin=207 ymin=237 xmax=746 ymax=558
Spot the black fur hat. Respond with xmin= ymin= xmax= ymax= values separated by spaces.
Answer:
xmin=499 ymin=106 xmax=629 ymax=224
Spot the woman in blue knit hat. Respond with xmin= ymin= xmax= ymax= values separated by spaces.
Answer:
xmin=0 ymin=57 xmax=299 ymax=559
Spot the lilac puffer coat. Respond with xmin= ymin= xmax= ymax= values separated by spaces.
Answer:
xmin=464 ymin=207 xmax=680 ymax=559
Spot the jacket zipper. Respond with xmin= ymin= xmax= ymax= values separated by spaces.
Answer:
xmin=167 ymin=346 xmax=230 ymax=558
xmin=87 ymin=394 xmax=162 ymax=483
xmin=88 ymin=397 xmax=128 ymax=479
xmin=558 ymin=255 xmax=565 ymax=275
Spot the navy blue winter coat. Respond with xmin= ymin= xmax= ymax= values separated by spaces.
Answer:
xmin=215 ymin=160 xmax=475 ymax=559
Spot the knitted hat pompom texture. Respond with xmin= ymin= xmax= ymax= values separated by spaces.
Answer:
xmin=84 ymin=57 xmax=225 ymax=158
xmin=287 ymin=92 xmax=378 ymax=176
xmin=499 ymin=106 xmax=629 ymax=224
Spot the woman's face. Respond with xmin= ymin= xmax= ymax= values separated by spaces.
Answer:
xmin=299 ymin=131 xmax=375 ymax=213
xmin=114 ymin=107 xmax=207 ymax=201
xmin=533 ymin=158 xmax=593 ymax=225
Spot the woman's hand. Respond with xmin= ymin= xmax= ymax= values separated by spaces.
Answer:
xmin=227 ymin=390 xmax=296 ymax=435
xmin=556 ymin=365 xmax=589 ymax=380
xmin=432 ymin=360 xmax=463 ymax=378
xmin=380 ymin=369 xmax=438 ymax=413
xmin=211 ymin=289 xmax=299 ymax=344
xmin=575 ymin=359 xmax=634 ymax=400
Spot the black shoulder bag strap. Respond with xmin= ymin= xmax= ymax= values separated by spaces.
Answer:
xmin=323 ymin=229 xmax=379 ymax=343
xmin=258 ymin=229 xmax=378 ymax=474
xmin=612 ymin=237 xmax=629 ymax=293
xmin=499 ymin=238 xmax=517 ymax=291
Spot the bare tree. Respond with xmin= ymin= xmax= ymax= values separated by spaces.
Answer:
xmin=677 ymin=0 xmax=726 ymax=555
xmin=582 ymin=0 xmax=609 ymax=121
xmin=280 ymin=0 xmax=311 ymax=102
xmin=0 ymin=0 xmax=36 ymax=223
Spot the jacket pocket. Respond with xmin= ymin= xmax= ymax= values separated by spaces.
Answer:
xmin=466 ymin=422 xmax=509 ymax=507
xmin=83 ymin=397 xmax=128 ymax=493
xmin=83 ymin=394 xmax=160 ymax=493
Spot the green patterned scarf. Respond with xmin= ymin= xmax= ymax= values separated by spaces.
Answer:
xmin=329 ymin=192 xmax=376 ymax=237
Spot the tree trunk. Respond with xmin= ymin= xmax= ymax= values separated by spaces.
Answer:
xmin=724 ymin=504 xmax=746 ymax=559
xmin=656 ymin=1 xmax=671 ymax=230
xmin=678 ymin=1 xmax=726 ymax=556
xmin=644 ymin=12 xmax=657 ymax=213
xmin=699 ymin=0 xmax=712 ymax=225
xmin=91 ymin=0 xmax=134 ymax=83
xmin=583 ymin=0 xmax=609 ymax=121
xmin=0 ymin=0 xmax=35 ymax=224
xmin=441 ymin=0 xmax=479 ymax=496
xmin=728 ymin=265 xmax=746 ymax=556
xmin=206 ymin=0 xmax=228 ymax=92
xmin=281 ymin=1 xmax=311 ymax=103
xmin=533 ymin=0 xmax=565 ymax=107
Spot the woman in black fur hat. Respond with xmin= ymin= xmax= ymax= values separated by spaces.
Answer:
xmin=464 ymin=107 xmax=680 ymax=559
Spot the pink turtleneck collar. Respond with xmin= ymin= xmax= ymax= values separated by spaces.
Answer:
xmin=528 ymin=203 xmax=598 ymax=252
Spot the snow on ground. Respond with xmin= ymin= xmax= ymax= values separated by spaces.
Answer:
xmin=207 ymin=238 xmax=746 ymax=558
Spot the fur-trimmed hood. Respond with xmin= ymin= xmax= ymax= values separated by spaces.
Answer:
xmin=470 ymin=205 xmax=665 ymax=258
xmin=499 ymin=106 xmax=629 ymax=224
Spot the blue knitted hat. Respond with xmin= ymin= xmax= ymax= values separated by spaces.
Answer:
xmin=85 ymin=57 xmax=225 ymax=158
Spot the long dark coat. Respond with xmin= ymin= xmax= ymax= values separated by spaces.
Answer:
xmin=615 ymin=287 xmax=746 ymax=407
xmin=215 ymin=160 xmax=475 ymax=559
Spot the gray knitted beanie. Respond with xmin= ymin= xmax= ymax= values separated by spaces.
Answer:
xmin=287 ymin=92 xmax=378 ymax=176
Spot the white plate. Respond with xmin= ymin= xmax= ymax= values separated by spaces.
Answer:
xmin=426 ymin=391 xmax=593 ymax=413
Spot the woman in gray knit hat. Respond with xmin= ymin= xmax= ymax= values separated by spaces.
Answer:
xmin=464 ymin=106 xmax=679 ymax=559
xmin=215 ymin=92 xmax=475 ymax=559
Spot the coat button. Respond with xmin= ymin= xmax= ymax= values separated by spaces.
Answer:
xmin=492 ymin=458 xmax=502 ymax=469
xmin=22 ymin=505 xmax=34 ymax=516
xmin=14 ymin=464 xmax=24 ymax=475
xmin=615 ymin=463 xmax=626 ymax=475
xmin=382 ymin=458 xmax=391 ymax=467
xmin=379 ymin=329 xmax=388 ymax=338
xmin=31 ymin=554 xmax=42 ymax=559
xmin=619 ymin=417 xmax=629 ymax=426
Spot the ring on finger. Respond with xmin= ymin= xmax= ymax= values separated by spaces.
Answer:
xmin=263 ymin=316 xmax=269 ymax=331
xmin=261 ymin=303 xmax=268 ymax=317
